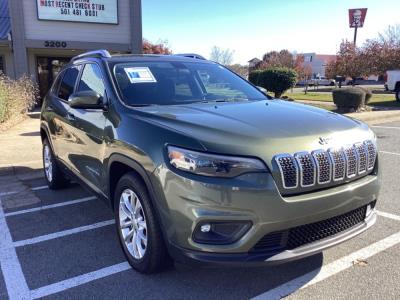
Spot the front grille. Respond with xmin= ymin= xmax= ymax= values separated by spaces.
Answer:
xmin=274 ymin=139 xmax=376 ymax=191
xmin=251 ymin=204 xmax=370 ymax=252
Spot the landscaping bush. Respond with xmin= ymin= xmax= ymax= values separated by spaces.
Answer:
xmin=332 ymin=87 xmax=366 ymax=113
xmin=249 ymin=67 xmax=297 ymax=98
xmin=355 ymin=86 xmax=372 ymax=104
xmin=0 ymin=75 xmax=37 ymax=126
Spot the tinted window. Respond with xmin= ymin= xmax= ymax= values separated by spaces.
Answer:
xmin=51 ymin=71 xmax=64 ymax=94
xmin=58 ymin=66 xmax=80 ymax=100
xmin=77 ymin=64 xmax=105 ymax=97
xmin=113 ymin=61 xmax=266 ymax=106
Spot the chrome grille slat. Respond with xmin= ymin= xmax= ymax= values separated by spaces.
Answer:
xmin=355 ymin=142 xmax=368 ymax=174
xmin=295 ymin=152 xmax=316 ymax=187
xmin=364 ymin=140 xmax=377 ymax=171
xmin=328 ymin=148 xmax=346 ymax=181
xmin=275 ymin=154 xmax=298 ymax=189
xmin=312 ymin=150 xmax=332 ymax=184
xmin=276 ymin=139 xmax=376 ymax=191
xmin=344 ymin=145 xmax=357 ymax=178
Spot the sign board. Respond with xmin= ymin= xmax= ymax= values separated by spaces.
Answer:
xmin=36 ymin=0 xmax=118 ymax=24
xmin=348 ymin=8 xmax=367 ymax=28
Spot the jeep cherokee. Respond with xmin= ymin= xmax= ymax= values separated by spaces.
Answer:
xmin=40 ymin=50 xmax=380 ymax=273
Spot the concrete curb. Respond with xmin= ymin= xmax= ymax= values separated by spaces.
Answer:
xmin=345 ymin=110 xmax=400 ymax=125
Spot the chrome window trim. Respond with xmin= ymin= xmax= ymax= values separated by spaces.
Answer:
xmin=275 ymin=154 xmax=298 ymax=189
xmin=294 ymin=152 xmax=316 ymax=187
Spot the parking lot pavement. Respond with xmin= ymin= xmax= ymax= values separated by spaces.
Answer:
xmin=0 ymin=122 xmax=399 ymax=300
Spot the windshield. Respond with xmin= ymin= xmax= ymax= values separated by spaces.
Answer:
xmin=112 ymin=61 xmax=267 ymax=106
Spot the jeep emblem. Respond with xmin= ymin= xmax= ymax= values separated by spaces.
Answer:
xmin=319 ymin=137 xmax=331 ymax=145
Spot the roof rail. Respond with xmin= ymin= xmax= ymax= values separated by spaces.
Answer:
xmin=175 ymin=53 xmax=206 ymax=60
xmin=72 ymin=50 xmax=111 ymax=61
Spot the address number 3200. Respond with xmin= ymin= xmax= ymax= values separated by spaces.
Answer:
xmin=44 ymin=41 xmax=67 ymax=48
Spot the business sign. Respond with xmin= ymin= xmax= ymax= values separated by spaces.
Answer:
xmin=36 ymin=0 xmax=118 ymax=24
xmin=348 ymin=8 xmax=367 ymax=28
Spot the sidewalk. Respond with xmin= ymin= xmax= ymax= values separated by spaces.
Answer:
xmin=0 ymin=114 xmax=42 ymax=178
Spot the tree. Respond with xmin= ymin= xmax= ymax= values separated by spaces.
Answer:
xmin=209 ymin=46 xmax=234 ymax=65
xmin=143 ymin=39 xmax=172 ymax=54
xmin=260 ymin=49 xmax=294 ymax=69
xmin=250 ymin=68 xmax=297 ymax=98
xmin=227 ymin=64 xmax=248 ymax=78
xmin=294 ymin=54 xmax=313 ymax=93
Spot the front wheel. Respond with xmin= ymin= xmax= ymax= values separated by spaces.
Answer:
xmin=114 ymin=173 xmax=171 ymax=273
xmin=42 ymin=139 xmax=69 ymax=189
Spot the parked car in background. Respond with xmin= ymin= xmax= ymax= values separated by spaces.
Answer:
xmin=297 ymin=76 xmax=335 ymax=86
xmin=385 ymin=70 xmax=400 ymax=101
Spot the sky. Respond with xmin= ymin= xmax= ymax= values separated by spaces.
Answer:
xmin=142 ymin=0 xmax=400 ymax=64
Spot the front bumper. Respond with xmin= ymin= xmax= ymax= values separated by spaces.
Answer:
xmin=151 ymin=166 xmax=380 ymax=264
xmin=169 ymin=208 xmax=376 ymax=265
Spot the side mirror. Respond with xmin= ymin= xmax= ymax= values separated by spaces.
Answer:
xmin=69 ymin=91 xmax=103 ymax=109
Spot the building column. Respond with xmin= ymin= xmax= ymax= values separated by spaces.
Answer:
xmin=130 ymin=0 xmax=143 ymax=54
xmin=8 ymin=0 xmax=28 ymax=79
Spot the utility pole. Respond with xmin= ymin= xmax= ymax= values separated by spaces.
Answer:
xmin=353 ymin=24 xmax=358 ymax=46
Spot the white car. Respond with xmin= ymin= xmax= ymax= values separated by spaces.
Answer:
xmin=386 ymin=70 xmax=400 ymax=101
xmin=170 ymin=157 xmax=197 ymax=171
xmin=310 ymin=76 xmax=335 ymax=86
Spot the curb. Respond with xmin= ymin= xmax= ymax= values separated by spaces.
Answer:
xmin=345 ymin=110 xmax=400 ymax=125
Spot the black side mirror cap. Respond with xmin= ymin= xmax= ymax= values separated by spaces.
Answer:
xmin=69 ymin=91 xmax=103 ymax=109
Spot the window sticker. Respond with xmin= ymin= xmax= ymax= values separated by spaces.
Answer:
xmin=124 ymin=67 xmax=157 ymax=83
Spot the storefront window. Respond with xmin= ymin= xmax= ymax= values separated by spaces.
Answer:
xmin=0 ymin=56 xmax=4 ymax=74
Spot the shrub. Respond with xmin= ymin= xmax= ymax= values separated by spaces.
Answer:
xmin=0 ymin=75 xmax=37 ymax=125
xmin=355 ymin=86 xmax=372 ymax=104
xmin=249 ymin=67 xmax=297 ymax=98
xmin=332 ymin=87 xmax=365 ymax=112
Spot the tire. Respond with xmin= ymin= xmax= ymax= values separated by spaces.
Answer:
xmin=396 ymin=89 xmax=400 ymax=102
xmin=114 ymin=172 xmax=171 ymax=273
xmin=42 ymin=139 xmax=69 ymax=189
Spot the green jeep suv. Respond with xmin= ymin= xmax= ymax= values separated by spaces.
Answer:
xmin=40 ymin=50 xmax=380 ymax=273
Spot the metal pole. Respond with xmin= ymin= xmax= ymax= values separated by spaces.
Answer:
xmin=353 ymin=25 xmax=358 ymax=46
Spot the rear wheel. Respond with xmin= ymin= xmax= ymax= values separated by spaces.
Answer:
xmin=114 ymin=172 xmax=171 ymax=273
xmin=42 ymin=139 xmax=69 ymax=189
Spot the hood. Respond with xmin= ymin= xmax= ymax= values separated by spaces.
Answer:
xmin=135 ymin=100 xmax=373 ymax=165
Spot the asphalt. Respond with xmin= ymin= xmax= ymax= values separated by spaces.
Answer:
xmin=0 ymin=121 xmax=399 ymax=299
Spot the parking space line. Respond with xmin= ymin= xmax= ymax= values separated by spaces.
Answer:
xmin=377 ymin=210 xmax=400 ymax=222
xmin=0 ymin=198 xmax=31 ymax=299
xmin=31 ymin=185 xmax=48 ymax=191
xmin=4 ymin=196 xmax=97 ymax=217
xmin=30 ymin=262 xmax=131 ymax=299
xmin=13 ymin=219 xmax=115 ymax=247
xmin=252 ymin=230 xmax=400 ymax=300
xmin=379 ymin=150 xmax=400 ymax=156
xmin=372 ymin=126 xmax=400 ymax=129
xmin=0 ymin=185 xmax=48 ymax=197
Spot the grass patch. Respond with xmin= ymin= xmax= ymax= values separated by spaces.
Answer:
xmin=285 ymin=92 xmax=399 ymax=107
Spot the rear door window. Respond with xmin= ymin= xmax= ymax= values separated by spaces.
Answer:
xmin=58 ymin=66 xmax=80 ymax=101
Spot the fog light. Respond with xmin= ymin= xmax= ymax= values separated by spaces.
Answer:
xmin=193 ymin=221 xmax=252 ymax=245
xmin=200 ymin=224 xmax=211 ymax=233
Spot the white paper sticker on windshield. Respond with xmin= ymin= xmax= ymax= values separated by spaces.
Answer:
xmin=124 ymin=67 xmax=157 ymax=83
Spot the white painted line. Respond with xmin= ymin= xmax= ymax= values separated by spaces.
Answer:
xmin=4 ymin=196 xmax=97 ymax=217
xmin=377 ymin=210 xmax=400 ymax=221
xmin=13 ymin=219 xmax=115 ymax=247
xmin=252 ymin=230 xmax=400 ymax=300
xmin=0 ymin=185 xmax=48 ymax=197
xmin=30 ymin=262 xmax=131 ymax=299
xmin=379 ymin=150 xmax=400 ymax=156
xmin=372 ymin=126 xmax=400 ymax=130
xmin=0 ymin=159 xmax=42 ymax=168
xmin=0 ymin=197 xmax=31 ymax=299
xmin=31 ymin=185 xmax=48 ymax=191
xmin=0 ymin=191 xmax=18 ymax=197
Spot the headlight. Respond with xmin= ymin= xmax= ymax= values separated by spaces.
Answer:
xmin=167 ymin=146 xmax=267 ymax=177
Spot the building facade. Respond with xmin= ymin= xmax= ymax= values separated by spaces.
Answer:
xmin=298 ymin=53 xmax=336 ymax=78
xmin=0 ymin=0 xmax=142 ymax=98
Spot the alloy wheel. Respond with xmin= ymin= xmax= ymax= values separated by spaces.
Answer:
xmin=44 ymin=144 xmax=53 ymax=182
xmin=119 ymin=189 xmax=148 ymax=259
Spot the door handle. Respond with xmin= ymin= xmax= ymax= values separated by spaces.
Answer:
xmin=66 ymin=113 xmax=76 ymax=121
